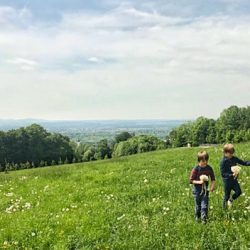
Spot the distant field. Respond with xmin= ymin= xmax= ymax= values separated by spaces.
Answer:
xmin=0 ymin=143 xmax=250 ymax=249
xmin=0 ymin=119 xmax=186 ymax=143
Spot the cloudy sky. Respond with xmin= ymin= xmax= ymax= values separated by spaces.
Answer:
xmin=0 ymin=0 xmax=249 ymax=120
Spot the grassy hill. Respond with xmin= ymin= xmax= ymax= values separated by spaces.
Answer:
xmin=0 ymin=143 xmax=250 ymax=249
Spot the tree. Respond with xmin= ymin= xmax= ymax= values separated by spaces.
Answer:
xmin=82 ymin=147 xmax=96 ymax=162
xmin=115 ymin=132 xmax=133 ymax=143
xmin=191 ymin=117 xmax=216 ymax=146
xmin=0 ymin=124 xmax=76 ymax=171
xmin=95 ymin=139 xmax=111 ymax=160
xmin=169 ymin=123 xmax=192 ymax=147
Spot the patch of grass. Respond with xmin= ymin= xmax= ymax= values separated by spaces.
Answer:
xmin=0 ymin=143 xmax=250 ymax=249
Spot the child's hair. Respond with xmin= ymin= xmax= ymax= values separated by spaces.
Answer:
xmin=197 ymin=151 xmax=209 ymax=162
xmin=223 ymin=143 xmax=235 ymax=154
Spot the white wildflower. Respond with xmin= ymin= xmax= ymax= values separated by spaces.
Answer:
xmin=5 ymin=193 xmax=14 ymax=197
xmin=200 ymin=175 xmax=209 ymax=182
xmin=24 ymin=202 xmax=31 ymax=209
xmin=117 ymin=214 xmax=125 ymax=221
xmin=231 ymin=166 xmax=241 ymax=175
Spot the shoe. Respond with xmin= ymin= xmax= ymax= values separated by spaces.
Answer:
xmin=201 ymin=220 xmax=207 ymax=224
xmin=195 ymin=217 xmax=201 ymax=222
xmin=227 ymin=199 xmax=233 ymax=209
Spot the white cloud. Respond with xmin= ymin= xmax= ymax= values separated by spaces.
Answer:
xmin=0 ymin=4 xmax=250 ymax=119
xmin=87 ymin=57 xmax=103 ymax=63
xmin=6 ymin=57 xmax=38 ymax=71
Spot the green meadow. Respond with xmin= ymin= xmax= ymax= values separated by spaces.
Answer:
xmin=0 ymin=143 xmax=250 ymax=249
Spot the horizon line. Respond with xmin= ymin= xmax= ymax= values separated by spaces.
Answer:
xmin=0 ymin=118 xmax=192 ymax=122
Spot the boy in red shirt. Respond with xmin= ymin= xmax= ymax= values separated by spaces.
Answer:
xmin=190 ymin=151 xmax=215 ymax=223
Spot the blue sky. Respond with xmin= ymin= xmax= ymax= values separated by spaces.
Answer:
xmin=0 ymin=0 xmax=249 ymax=120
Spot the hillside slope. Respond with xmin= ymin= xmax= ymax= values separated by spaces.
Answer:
xmin=0 ymin=143 xmax=250 ymax=249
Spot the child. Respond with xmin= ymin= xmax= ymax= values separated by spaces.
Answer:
xmin=220 ymin=143 xmax=250 ymax=209
xmin=190 ymin=151 xmax=215 ymax=223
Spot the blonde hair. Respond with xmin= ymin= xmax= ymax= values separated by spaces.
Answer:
xmin=223 ymin=143 xmax=235 ymax=154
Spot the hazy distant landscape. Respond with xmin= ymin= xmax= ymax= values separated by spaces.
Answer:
xmin=0 ymin=119 xmax=186 ymax=143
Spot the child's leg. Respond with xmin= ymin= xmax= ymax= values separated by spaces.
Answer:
xmin=194 ymin=194 xmax=201 ymax=219
xmin=201 ymin=193 xmax=209 ymax=221
xmin=231 ymin=179 xmax=242 ymax=200
xmin=223 ymin=179 xmax=232 ymax=208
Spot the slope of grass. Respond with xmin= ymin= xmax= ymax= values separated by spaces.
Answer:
xmin=0 ymin=143 xmax=250 ymax=249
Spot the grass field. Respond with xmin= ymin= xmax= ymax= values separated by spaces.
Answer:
xmin=1 ymin=143 xmax=250 ymax=249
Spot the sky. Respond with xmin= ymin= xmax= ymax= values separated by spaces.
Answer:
xmin=0 ymin=0 xmax=250 ymax=120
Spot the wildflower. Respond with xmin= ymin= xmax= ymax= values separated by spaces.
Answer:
xmin=5 ymin=193 xmax=14 ymax=197
xmin=144 ymin=179 xmax=148 ymax=183
xmin=231 ymin=166 xmax=241 ymax=176
xmin=117 ymin=214 xmax=125 ymax=221
xmin=24 ymin=203 xmax=31 ymax=209
xmin=199 ymin=175 xmax=208 ymax=195
xmin=200 ymin=175 xmax=208 ymax=182
xmin=31 ymin=232 xmax=36 ymax=237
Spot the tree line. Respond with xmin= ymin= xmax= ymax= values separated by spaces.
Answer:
xmin=1 ymin=105 xmax=249 ymax=172
xmin=0 ymin=126 xmax=165 ymax=171
xmin=167 ymin=106 xmax=250 ymax=147
xmin=0 ymin=124 xmax=74 ymax=171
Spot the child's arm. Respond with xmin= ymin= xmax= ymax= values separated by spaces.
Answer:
xmin=209 ymin=167 xmax=216 ymax=191
xmin=192 ymin=180 xmax=203 ymax=185
xmin=236 ymin=157 xmax=250 ymax=166
xmin=210 ymin=180 xmax=215 ymax=192
xmin=189 ymin=168 xmax=203 ymax=184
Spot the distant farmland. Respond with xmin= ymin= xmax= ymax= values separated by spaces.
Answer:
xmin=0 ymin=119 xmax=187 ymax=143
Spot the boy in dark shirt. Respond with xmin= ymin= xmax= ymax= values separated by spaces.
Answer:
xmin=190 ymin=151 xmax=215 ymax=223
xmin=220 ymin=143 xmax=250 ymax=209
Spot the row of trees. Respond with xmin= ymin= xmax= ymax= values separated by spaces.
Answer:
xmin=73 ymin=132 xmax=165 ymax=162
xmin=0 ymin=124 xmax=74 ymax=171
xmin=0 ymin=126 xmax=165 ymax=171
xmin=167 ymin=106 xmax=250 ymax=147
xmin=1 ymin=105 xmax=250 ymax=172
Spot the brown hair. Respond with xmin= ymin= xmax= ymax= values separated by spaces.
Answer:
xmin=197 ymin=151 xmax=209 ymax=162
xmin=223 ymin=143 xmax=235 ymax=154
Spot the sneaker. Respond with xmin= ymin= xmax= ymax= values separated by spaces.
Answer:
xmin=227 ymin=199 xmax=233 ymax=209
xmin=201 ymin=219 xmax=207 ymax=225
xmin=195 ymin=217 xmax=201 ymax=222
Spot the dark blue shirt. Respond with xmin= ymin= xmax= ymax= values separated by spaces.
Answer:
xmin=220 ymin=156 xmax=250 ymax=179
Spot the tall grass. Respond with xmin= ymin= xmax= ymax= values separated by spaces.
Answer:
xmin=0 ymin=143 xmax=250 ymax=249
